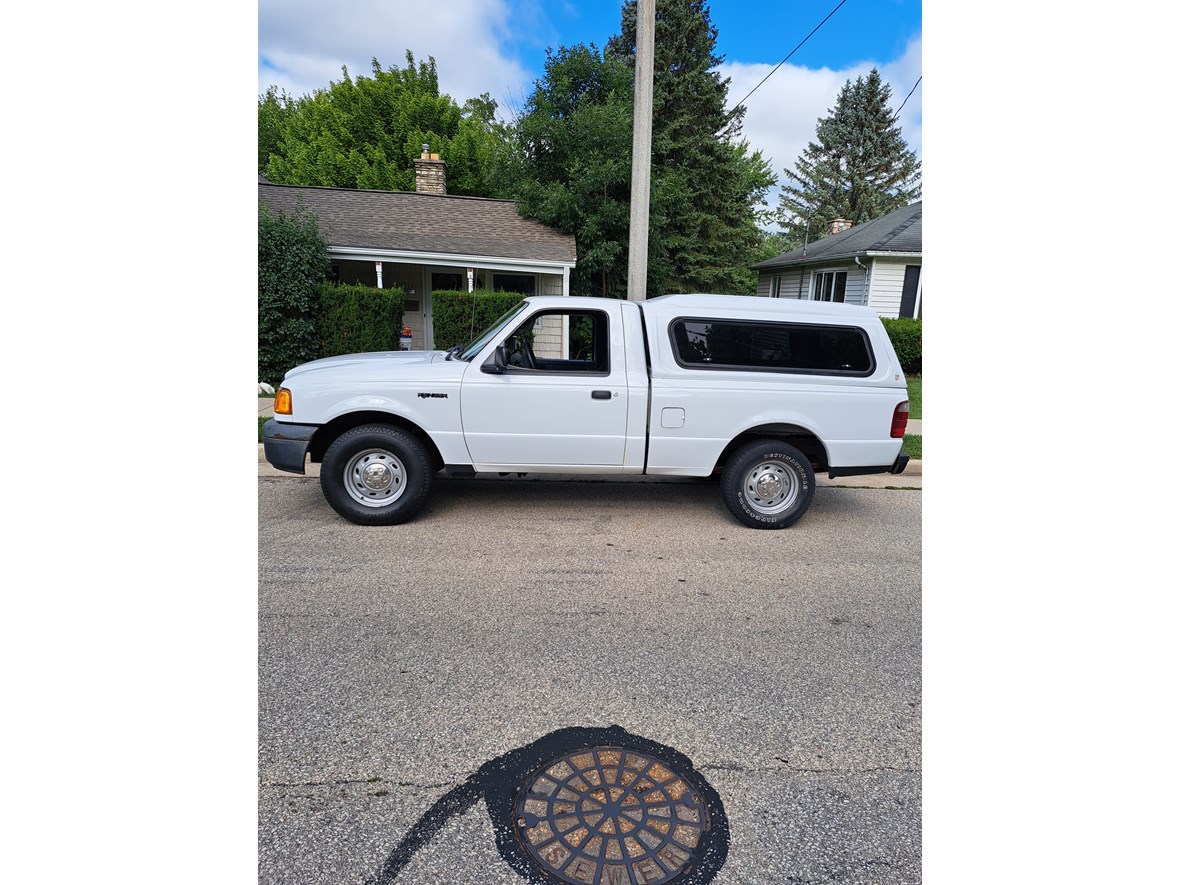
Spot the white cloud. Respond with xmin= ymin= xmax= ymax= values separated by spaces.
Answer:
xmin=258 ymin=0 xmax=535 ymax=112
xmin=722 ymin=36 xmax=923 ymax=224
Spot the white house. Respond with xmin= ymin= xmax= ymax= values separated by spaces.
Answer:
xmin=752 ymin=201 xmax=922 ymax=319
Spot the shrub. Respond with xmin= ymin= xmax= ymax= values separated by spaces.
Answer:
xmin=432 ymin=290 xmax=530 ymax=349
xmin=881 ymin=317 xmax=921 ymax=374
xmin=258 ymin=205 xmax=331 ymax=386
xmin=318 ymin=282 xmax=406 ymax=357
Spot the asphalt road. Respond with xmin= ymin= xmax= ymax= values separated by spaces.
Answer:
xmin=259 ymin=474 xmax=921 ymax=884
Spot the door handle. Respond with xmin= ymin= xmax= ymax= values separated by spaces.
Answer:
xmin=591 ymin=390 xmax=612 ymax=400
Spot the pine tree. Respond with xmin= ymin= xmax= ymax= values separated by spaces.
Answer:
xmin=778 ymin=69 xmax=921 ymax=244
xmin=607 ymin=0 xmax=774 ymax=295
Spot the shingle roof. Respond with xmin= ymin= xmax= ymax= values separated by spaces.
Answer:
xmin=752 ymin=201 xmax=921 ymax=270
xmin=258 ymin=181 xmax=577 ymax=265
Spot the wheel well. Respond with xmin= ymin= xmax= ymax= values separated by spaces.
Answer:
xmin=713 ymin=425 xmax=829 ymax=474
xmin=309 ymin=411 xmax=444 ymax=471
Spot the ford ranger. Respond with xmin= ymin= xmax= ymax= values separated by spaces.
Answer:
xmin=262 ymin=294 xmax=910 ymax=529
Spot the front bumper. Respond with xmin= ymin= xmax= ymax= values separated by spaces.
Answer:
xmin=827 ymin=453 xmax=910 ymax=479
xmin=262 ymin=419 xmax=318 ymax=474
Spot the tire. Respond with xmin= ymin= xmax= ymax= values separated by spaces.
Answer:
xmin=319 ymin=424 xmax=433 ymax=526
xmin=721 ymin=440 xmax=815 ymax=529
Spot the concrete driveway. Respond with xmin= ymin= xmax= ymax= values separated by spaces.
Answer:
xmin=258 ymin=471 xmax=921 ymax=883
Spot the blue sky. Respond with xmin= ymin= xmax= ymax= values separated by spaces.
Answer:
xmin=258 ymin=0 xmax=922 ymax=218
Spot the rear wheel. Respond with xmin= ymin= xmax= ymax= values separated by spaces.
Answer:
xmin=320 ymin=425 xmax=433 ymax=525
xmin=721 ymin=440 xmax=815 ymax=529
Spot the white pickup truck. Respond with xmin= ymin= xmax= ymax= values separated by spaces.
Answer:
xmin=263 ymin=294 xmax=910 ymax=529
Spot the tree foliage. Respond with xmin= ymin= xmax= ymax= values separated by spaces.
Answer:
xmin=259 ymin=52 xmax=514 ymax=197
xmin=258 ymin=205 xmax=330 ymax=386
xmin=608 ymin=0 xmax=775 ymax=295
xmin=514 ymin=1 xmax=774 ymax=298
xmin=514 ymin=45 xmax=636 ymax=298
xmin=778 ymin=69 xmax=921 ymax=244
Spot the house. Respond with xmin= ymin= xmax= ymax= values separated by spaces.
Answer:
xmin=258 ymin=150 xmax=577 ymax=350
xmin=752 ymin=201 xmax=922 ymax=319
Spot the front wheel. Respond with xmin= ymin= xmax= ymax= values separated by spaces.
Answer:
xmin=721 ymin=440 xmax=815 ymax=529
xmin=319 ymin=425 xmax=433 ymax=525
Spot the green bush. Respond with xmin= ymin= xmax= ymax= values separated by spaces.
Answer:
xmin=432 ymin=290 xmax=530 ymax=349
xmin=881 ymin=317 xmax=921 ymax=373
xmin=258 ymin=205 xmax=331 ymax=387
xmin=318 ymin=282 xmax=406 ymax=357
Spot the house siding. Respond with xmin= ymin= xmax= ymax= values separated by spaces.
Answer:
xmin=533 ymin=313 xmax=564 ymax=359
xmin=867 ymin=259 xmax=920 ymax=319
xmin=540 ymin=273 xmax=564 ymax=296
xmin=757 ymin=268 xmax=804 ymax=298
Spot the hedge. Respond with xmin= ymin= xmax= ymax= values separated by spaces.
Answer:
xmin=431 ymin=290 xmax=530 ymax=350
xmin=318 ymin=282 xmax=406 ymax=357
xmin=258 ymin=205 xmax=330 ymax=387
xmin=881 ymin=317 xmax=921 ymax=374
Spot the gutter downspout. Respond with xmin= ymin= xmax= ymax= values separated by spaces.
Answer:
xmin=853 ymin=256 xmax=873 ymax=309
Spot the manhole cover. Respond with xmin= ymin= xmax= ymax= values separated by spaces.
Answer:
xmin=514 ymin=746 xmax=709 ymax=885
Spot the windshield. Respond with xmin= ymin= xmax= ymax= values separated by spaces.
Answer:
xmin=456 ymin=300 xmax=529 ymax=362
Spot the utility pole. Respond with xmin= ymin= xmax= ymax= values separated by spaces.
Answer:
xmin=627 ymin=0 xmax=655 ymax=301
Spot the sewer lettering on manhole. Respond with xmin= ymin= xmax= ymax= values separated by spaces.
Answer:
xmin=515 ymin=746 xmax=708 ymax=885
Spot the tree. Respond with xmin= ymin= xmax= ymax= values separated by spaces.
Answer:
xmin=258 ymin=52 xmax=514 ymax=198
xmin=778 ymin=69 xmax=921 ymax=244
xmin=514 ymin=44 xmax=637 ymax=299
xmin=514 ymin=1 xmax=773 ymax=298
xmin=607 ymin=0 xmax=775 ymax=295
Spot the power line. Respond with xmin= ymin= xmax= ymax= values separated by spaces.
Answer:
xmin=731 ymin=0 xmax=850 ymax=111
xmin=892 ymin=76 xmax=922 ymax=120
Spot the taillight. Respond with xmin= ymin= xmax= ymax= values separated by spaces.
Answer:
xmin=890 ymin=401 xmax=909 ymax=438
xmin=274 ymin=388 xmax=293 ymax=415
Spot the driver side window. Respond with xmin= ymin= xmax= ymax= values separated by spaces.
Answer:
xmin=505 ymin=310 xmax=609 ymax=373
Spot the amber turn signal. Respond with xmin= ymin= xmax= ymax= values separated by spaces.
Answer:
xmin=274 ymin=388 xmax=293 ymax=415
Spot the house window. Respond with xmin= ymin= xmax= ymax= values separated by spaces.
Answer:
xmin=493 ymin=274 xmax=537 ymax=296
xmin=432 ymin=271 xmax=463 ymax=292
xmin=770 ymin=275 xmax=782 ymax=298
xmin=811 ymin=270 xmax=847 ymax=302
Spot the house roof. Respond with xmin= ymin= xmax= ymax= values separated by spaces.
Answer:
xmin=258 ymin=181 xmax=577 ymax=266
xmin=752 ymin=201 xmax=921 ymax=270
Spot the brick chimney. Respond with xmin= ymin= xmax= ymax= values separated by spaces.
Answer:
xmin=827 ymin=218 xmax=852 ymax=236
xmin=413 ymin=144 xmax=447 ymax=195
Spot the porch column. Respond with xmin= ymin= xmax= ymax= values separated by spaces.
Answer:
xmin=375 ymin=261 xmax=383 ymax=289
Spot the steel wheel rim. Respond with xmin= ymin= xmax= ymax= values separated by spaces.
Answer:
xmin=344 ymin=448 xmax=407 ymax=507
xmin=743 ymin=459 xmax=798 ymax=515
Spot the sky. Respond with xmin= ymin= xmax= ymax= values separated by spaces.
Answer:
xmin=257 ymin=0 xmax=923 ymax=217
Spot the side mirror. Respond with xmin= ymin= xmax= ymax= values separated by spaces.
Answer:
xmin=481 ymin=344 xmax=509 ymax=374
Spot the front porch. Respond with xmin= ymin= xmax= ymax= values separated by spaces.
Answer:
xmin=329 ymin=254 xmax=573 ymax=351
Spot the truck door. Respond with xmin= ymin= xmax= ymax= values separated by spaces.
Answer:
xmin=461 ymin=307 xmax=629 ymax=468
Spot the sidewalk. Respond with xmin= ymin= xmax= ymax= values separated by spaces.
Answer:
xmin=258 ymin=400 xmax=921 ymax=488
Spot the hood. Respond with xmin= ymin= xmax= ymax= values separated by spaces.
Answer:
xmin=283 ymin=349 xmax=447 ymax=380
